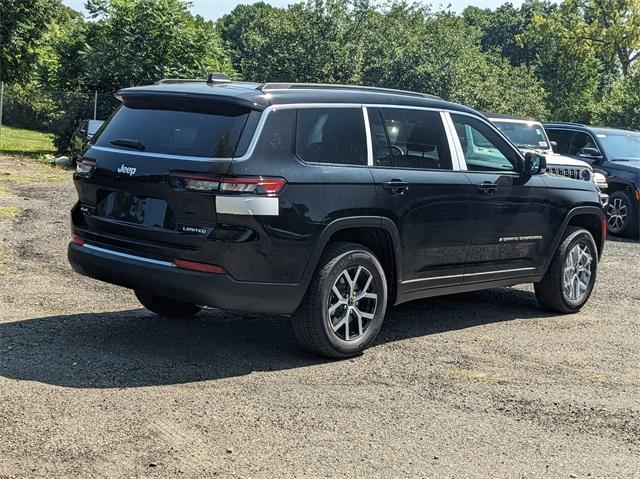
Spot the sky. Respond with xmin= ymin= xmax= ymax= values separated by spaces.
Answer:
xmin=61 ymin=0 xmax=536 ymax=19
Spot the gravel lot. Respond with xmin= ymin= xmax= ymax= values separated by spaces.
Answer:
xmin=0 ymin=155 xmax=639 ymax=478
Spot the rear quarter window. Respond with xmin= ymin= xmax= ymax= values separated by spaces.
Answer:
xmin=93 ymin=97 xmax=250 ymax=158
xmin=295 ymin=108 xmax=367 ymax=166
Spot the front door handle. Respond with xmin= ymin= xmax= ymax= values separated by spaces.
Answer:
xmin=477 ymin=181 xmax=497 ymax=195
xmin=383 ymin=180 xmax=409 ymax=195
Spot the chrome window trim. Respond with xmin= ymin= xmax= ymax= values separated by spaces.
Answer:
xmin=90 ymin=101 xmax=520 ymax=168
xmin=83 ymin=243 xmax=175 ymax=267
xmin=442 ymin=111 xmax=466 ymax=171
xmin=362 ymin=106 xmax=374 ymax=166
xmin=401 ymin=267 xmax=536 ymax=285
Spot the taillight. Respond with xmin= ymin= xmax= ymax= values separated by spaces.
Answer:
xmin=174 ymin=258 xmax=226 ymax=274
xmin=71 ymin=234 xmax=85 ymax=245
xmin=170 ymin=173 xmax=286 ymax=196
xmin=170 ymin=173 xmax=220 ymax=192
xmin=219 ymin=177 xmax=286 ymax=196
xmin=76 ymin=157 xmax=96 ymax=176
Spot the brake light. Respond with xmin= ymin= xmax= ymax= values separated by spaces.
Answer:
xmin=71 ymin=235 xmax=85 ymax=245
xmin=76 ymin=157 xmax=96 ymax=176
xmin=174 ymin=258 xmax=226 ymax=274
xmin=170 ymin=173 xmax=286 ymax=196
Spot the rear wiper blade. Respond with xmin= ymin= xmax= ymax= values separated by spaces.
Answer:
xmin=110 ymin=138 xmax=145 ymax=151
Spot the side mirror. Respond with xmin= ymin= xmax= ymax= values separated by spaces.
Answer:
xmin=550 ymin=140 xmax=558 ymax=152
xmin=578 ymin=147 xmax=602 ymax=159
xmin=524 ymin=151 xmax=546 ymax=176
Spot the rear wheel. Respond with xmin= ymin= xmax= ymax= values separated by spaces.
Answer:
xmin=292 ymin=242 xmax=388 ymax=358
xmin=606 ymin=190 xmax=638 ymax=238
xmin=535 ymin=227 xmax=598 ymax=313
xmin=135 ymin=290 xmax=202 ymax=319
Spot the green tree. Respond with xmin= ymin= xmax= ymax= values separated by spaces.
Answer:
xmin=595 ymin=66 xmax=640 ymax=128
xmin=0 ymin=0 xmax=59 ymax=84
xmin=362 ymin=6 xmax=548 ymax=118
xmin=222 ymin=0 xmax=372 ymax=84
xmin=81 ymin=0 xmax=234 ymax=91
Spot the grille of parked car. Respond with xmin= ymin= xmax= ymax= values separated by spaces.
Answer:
xmin=547 ymin=166 xmax=585 ymax=180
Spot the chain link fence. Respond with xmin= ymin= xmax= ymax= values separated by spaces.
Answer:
xmin=0 ymin=83 xmax=119 ymax=154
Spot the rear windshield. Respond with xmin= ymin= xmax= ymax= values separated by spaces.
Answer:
xmin=93 ymin=97 xmax=250 ymax=158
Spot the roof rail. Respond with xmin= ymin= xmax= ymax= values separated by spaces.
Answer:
xmin=256 ymin=82 xmax=441 ymax=100
xmin=155 ymin=78 xmax=206 ymax=84
xmin=543 ymin=121 xmax=586 ymax=127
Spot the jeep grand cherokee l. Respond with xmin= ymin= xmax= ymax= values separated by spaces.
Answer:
xmin=68 ymin=76 xmax=606 ymax=358
xmin=544 ymin=122 xmax=640 ymax=238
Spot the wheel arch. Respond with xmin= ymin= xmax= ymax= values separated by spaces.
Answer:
xmin=300 ymin=217 xmax=402 ymax=305
xmin=542 ymin=206 xmax=605 ymax=274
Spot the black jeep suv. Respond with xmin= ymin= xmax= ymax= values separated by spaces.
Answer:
xmin=544 ymin=122 xmax=640 ymax=238
xmin=68 ymin=76 xmax=606 ymax=358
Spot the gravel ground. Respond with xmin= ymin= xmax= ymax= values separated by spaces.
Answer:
xmin=0 ymin=155 xmax=639 ymax=478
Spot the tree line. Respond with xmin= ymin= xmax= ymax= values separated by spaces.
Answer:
xmin=1 ymin=0 xmax=639 ymax=150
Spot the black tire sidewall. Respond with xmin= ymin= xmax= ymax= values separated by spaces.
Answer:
xmin=559 ymin=231 xmax=598 ymax=310
xmin=319 ymin=250 xmax=388 ymax=356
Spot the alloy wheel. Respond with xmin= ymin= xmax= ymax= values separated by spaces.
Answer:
xmin=327 ymin=265 xmax=378 ymax=341
xmin=562 ymin=243 xmax=593 ymax=301
xmin=607 ymin=197 xmax=628 ymax=233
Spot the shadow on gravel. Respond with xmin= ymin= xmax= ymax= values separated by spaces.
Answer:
xmin=0 ymin=288 xmax=556 ymax=388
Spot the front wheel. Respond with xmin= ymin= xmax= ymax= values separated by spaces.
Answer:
xmin=135 ymin=290 xmax=202 ymax=319
xmin=292 ymin=242 xmax=388 ymax=358
xmin=535 ymin=227 xmax=598 ymax=313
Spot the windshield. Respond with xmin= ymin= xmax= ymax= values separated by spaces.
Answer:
xmin=93 ymin=98 xmax=250 ymax=158
xmin=594 ymin=130 xmax=640 ymax=160
xmin=493 ymin=120 xmax=551 ymax=151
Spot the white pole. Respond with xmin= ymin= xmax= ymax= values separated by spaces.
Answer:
xmin=93 ymin=90 xmax=98 ymax=120
xmin=0 ymin=81 xmax=4 ymax=147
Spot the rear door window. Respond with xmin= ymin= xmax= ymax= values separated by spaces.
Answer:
xmin=295 ymin=108 xmax=367 ymax=165
xmin=93 ymin=97 xmax=250 ymax=158
xmin=369 ymin=108 xmax=452 ymax=170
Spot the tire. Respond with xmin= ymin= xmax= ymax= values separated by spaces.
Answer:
xmin=292 ymin=242 xmax=388 ymax=358
xmin=606 ymin=190 xmax=639 ymax=238
xmin=534 ymin=227 xmax=598 ymax=313
xmin=134 ymin=290 xmax=202 ymax=319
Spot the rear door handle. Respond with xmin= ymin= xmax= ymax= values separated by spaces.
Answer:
xmin=477 ymin=181 xmax=497 ymax=195
xmin=382 ymin=180 xmax=409 ymax=195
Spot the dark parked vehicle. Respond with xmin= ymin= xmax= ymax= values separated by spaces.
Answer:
xmin=68 ymin=76 xmax=606 ymax=358
xmin=70 ymin=119 xmax=104 ymax=161
xmin=544 ymin=122 xmax=640 ymax=238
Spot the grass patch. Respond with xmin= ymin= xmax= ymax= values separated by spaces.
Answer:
xmin=0 ymin=206 xmax=20 ymax=220
xmin=0 ymin=125 xmax=56 ymax=157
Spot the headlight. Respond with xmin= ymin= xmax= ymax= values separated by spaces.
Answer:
xmin=593 ymin=172 xmax=608 ymax=190
xmin=580 ymin=169 xmax=592 ymax=181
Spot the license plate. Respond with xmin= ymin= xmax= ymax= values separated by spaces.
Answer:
xmin=98 ymin=192 xmax=167 ymax=227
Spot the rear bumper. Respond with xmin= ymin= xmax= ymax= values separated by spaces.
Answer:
xmin=68 ymin=242 xmax=305 ymax=314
